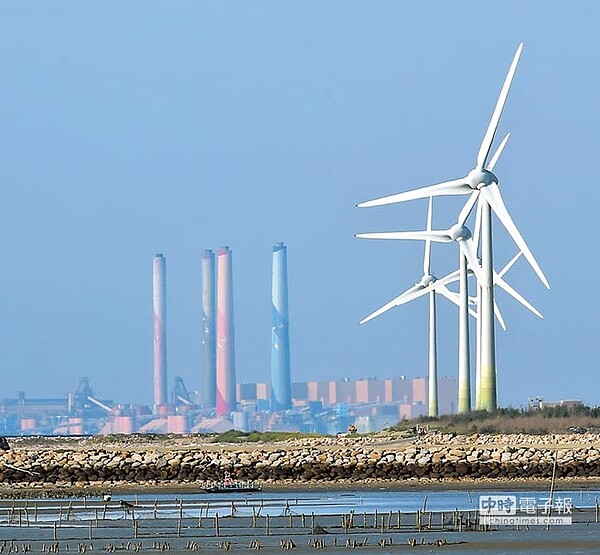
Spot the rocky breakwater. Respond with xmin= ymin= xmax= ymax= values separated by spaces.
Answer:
xmin=1 ymin=434 xmax=600 ymax=487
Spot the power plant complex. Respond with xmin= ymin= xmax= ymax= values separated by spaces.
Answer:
xmin=0 ymin=45 xmax=555 ymax=440
xmin=0 ymin=242 xmax=461 ymax=437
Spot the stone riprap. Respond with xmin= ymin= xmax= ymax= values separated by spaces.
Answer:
xmin=1 ymin=433 xmax=599 ymax=487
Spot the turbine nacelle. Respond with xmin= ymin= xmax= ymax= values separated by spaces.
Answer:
xmin=449 ymin=224 xmax=472 ymax=242
xmin=416 ymin=274 xmax=436 ymax=288
xmin=466 ymin=167 xmax=497 ymax=189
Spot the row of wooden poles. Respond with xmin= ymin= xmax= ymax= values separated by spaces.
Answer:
xmin=0 ymin=509 xmax=483 ymax=541
xmin=2 ymin=499 xmax=600 ymax=541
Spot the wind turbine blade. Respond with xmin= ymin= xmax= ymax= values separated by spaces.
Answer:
xmin=356 ymin=231 xmax=452 ymax=242
xmin=458 ymin=239 xmax=484 ymax=283
xmin=498 ymin=251 xmax=523 ymax=278
xmin=476 ymin=43 xmax=523 ymax=169
xmin=435 ymin=285 xmax=459 ymax=307
xmin=423 ymin=197 xmax=433 ymax=275
xmin=457 ymin=191 xmax=479 ymax=226
xmin=487 ymin=133 xmax=510 ymax=172
xmin=480 ymin=182 xmax=550 ymax=289
xmin=436 ymin=268 xmax=461 ymax=288
xmin=494 ymin=273 xmax=544 ymax=319
xmin=357 ymin=179 xmax=469 ymax=208
xmin=423 ymin=240 xmax=432 ymax=276
xmin=360 ymin=300 xmax=399 ymax=324
xmin=471 ymin=197 xmax=483 ymax=258
xmin=494 ymin=299 xmax=507 ymax=332
xmin=435 ymin=285 xmax=478 ymax=318
xmin=360 ymin=284 xmax=428 ymax=324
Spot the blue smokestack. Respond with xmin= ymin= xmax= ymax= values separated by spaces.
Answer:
xmin=201 ymin=250 xmax=217 ymax=408
xmin=271 ymin=242 xmax=292 ymax=411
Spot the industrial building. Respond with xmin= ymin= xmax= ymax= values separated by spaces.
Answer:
xmin=0 ymin=246 xmax=463 ymax=436
xmin=0 ymin=374 xmax=457 ymax=436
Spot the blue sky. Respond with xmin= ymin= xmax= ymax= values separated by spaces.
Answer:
xmin=0 ymin=1 xmax=596 ymax=408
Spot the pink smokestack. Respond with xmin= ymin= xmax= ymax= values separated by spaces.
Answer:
xmin=216 ymin=246 xmax=236 ymax=415
xmin=153 ymin=254 xmax=168 ymax=408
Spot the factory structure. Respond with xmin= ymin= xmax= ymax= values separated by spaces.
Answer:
xmin=0 ymin=374 xmax=456 ymax=436
xmin=0 ymin=243 xmax=459 ymax=436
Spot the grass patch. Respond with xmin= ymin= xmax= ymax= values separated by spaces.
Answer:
xmin=388 ymin=405 xmax=600 ymax=435
xmin=209 ymin=429 xmax=317 ymax=443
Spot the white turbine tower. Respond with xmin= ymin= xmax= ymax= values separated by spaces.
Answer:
xmin=357 ymin=43 xmax=549 ymax=411
xmin=447 ymin=250 xmax=543 ymax=410
xmin=468 ymin=191 xmax=544 ymax=409
xmin=471 ymin=250 xmax=543 ymax=408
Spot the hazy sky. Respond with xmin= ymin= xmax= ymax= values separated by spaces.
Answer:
xmin=0 ymin=1 xmax=596 ymax=408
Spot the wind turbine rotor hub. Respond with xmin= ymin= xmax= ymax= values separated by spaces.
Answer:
xmin=449 ymin=224 xmax=472 ymax=242
xmin=466 ymin=168 xmax=497 ymax=189
xmin=417 ymin=274 xmax=436 ymax=287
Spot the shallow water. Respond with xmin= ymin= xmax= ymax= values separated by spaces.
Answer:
xmin=115 ymin=486 xmax=600 ymax=515
xmin=0 ymin=487 xmax=599 ymax=553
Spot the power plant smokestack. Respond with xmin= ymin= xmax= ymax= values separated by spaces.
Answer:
xmin=271 ymin=242 xmax=292 ymax=411
xmin=216 ymin=246 xmax=237 ymax=415
xmin=152 ymin=253 xmax=168 ymax=408
xmin=201 ymin=250 xmax=217 ymax=408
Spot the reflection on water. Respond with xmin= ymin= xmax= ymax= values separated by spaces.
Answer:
xmin=112 ymin=487 xmax=600 ymax=517
xmin=0 ymin=487 xmax=599 ymax=554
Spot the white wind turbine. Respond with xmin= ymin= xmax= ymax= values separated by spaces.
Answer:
xmin=358 ymin=190 xmax=542 ymax=413
xmin=357 ymin=43 xmax=549 ymax=411
xmin=359 ymin=197 xmax=478 ymax=417
xmin=358 ymin=192 xmax=532 ymax=415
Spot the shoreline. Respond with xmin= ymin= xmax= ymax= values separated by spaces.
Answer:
xmin=3 ymin=432 xmax=600 ymax=498
xmin=2 ymin=476 xmax=600 ymax=499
